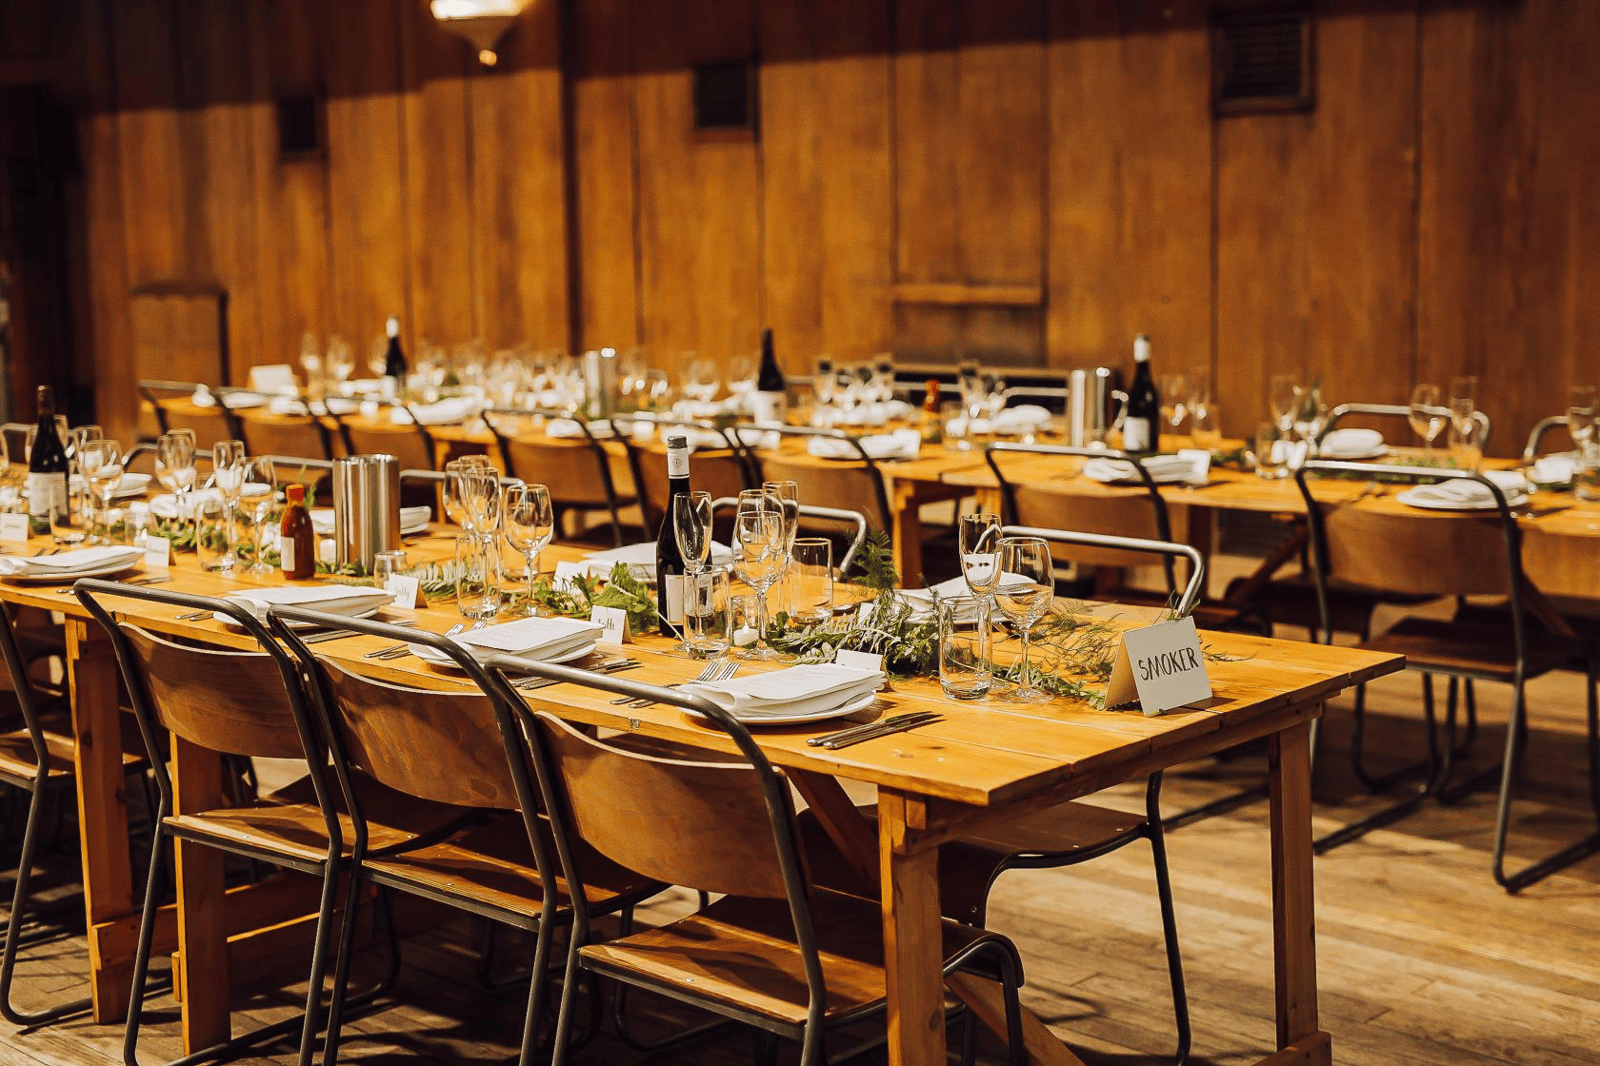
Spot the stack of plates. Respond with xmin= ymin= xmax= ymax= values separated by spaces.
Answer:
xmin=684 ymin=663 xmax=885 ymax=725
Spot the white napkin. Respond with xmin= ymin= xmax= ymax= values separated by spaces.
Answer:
xmin=149 ymin=488 xmax=222 ymax=520
xmin=898 ymin=575 xmax=990 ymax=622
xmin=456 ymin=616 xmax=603 ymax=663
xmin=732 ymin=427 xmax=780 ymax=451
xmin=993 ymin=405 xmax=1053 ymax=433
xmin=885 ymin=400 xmax=916 ymax=421
xmin=1083 ymin=454 xmax=1196 ymax=484
xmin=310 ymin=506 xmax=431 ymax=537
xmin=403 ymin=397 xmax=480 ymax=425
xmin=69 ymin=472 xmax=152 ymax=497
xmin=945 ymin=416 xmax=993 ymax=437
xmin=0 ymin=546 xmax=142 ymax=578
xmin=1532 ymin=453 xmax=1577 ymax=485
xmin=545 ymin=418 xmax=615 ymax=439
xmin=1320 ymin=428 xmax=1385 ymax=457
xmin=1402 ymin=469 xmax=1527 ymax=507
xmin=220 ymin=584 xmax=395 ymax=623
xmin=578 ymin=541 xmax=733 ymax=579
xmin=806 ymin=428 xmax=921 ymax=461
xmin=684 ymin=663 xmax=885 ymax=720
xmin=191 ymin=386 xmax=217 ymax=408
xmin=248 ymin=364 xmax=298 ymax=393
xmin=217 ymin=391 xmax=268 ymax=410
xmin=268 ymin=395 xmax=310 ymax=416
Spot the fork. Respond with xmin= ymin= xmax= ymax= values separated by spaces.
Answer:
xmin=516 ymin=658 xmax=642 ymax=691
xmin=368 ymin=621 xmax=466 ymax=660
xmin=610 ymin=658 xmax=729 ymax=705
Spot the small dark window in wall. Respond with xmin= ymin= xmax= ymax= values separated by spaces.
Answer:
xmin=1213 ymin=4 xmax=1314 ymax=115
xmin=692 ymin=59 xmax=757 ymax=135
xmin=276 ymin=96 xmax=324 ymax=159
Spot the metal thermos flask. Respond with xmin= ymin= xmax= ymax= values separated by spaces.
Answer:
xmin=332 ymin=454 xmax=401 ymax=571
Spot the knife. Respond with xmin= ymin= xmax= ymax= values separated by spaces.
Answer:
xmin=808 ymin=712 xmax=942 ymax=750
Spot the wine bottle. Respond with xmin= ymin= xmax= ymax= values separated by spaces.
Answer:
xmin=752 ymin=328 xmax=786 ymax=422
xmin=920 ymin=379 xmax=943 ymax=444
xmin=279 ymin=483 xmax=316 ymax=580
xmin=27 ymin=386 xmax=68 ymax=522
xmin=655 ymin=435 xmax=691 ymax=635
xmin=1123 ymin=333 xmax=1160 ymax=453
xmin=381 ymin=315 xmax=406 ymax=399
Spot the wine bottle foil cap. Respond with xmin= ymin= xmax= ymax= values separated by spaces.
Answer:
xmin=666 ymin=435 xmax=688 ymax=449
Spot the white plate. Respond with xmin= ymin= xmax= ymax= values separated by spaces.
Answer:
xmin=686 ymin=690 xmax=880 ymax=727
xmin=214 ymin=605 xmax=383 ymax=630
xmin=1321 ymin=445 xmax=1389 ymax=461
xmin=411 ymin=639 xmax=600 ymax=671
xmin=0 ymin=559 xmax=142 ymax=584
xmin=1395 ymin=488 xmax=1530 ymax=512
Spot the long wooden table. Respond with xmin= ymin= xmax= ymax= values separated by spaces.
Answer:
xmin=4 ymin=528 xmax=1402 ymax=1065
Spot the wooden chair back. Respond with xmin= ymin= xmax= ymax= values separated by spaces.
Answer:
xmin=312 ymin=658 xmax=519 ymax=809
xmin=500 ymin=434 xmax=632 ymax=509
xmin=1316 ymin=504 xmax=1513 ymax=597
xmin=333 ymin=412 xmax=436 ymax=472
xmin=535 ymin=712 xmax=795 ymax=899
xmin=235 ymin=409 xmax=335 ymax=464
xmin=758 ymin=452 xmax=890 ymax=532
xmin=120 ymin=627 xmax=309 ymax=759
xmin=624 ymin=439 xmax=748 ymax=531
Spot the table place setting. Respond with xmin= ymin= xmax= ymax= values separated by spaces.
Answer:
xmin=1082 ymin=453 xmax=1201 ymax=485
xmin=1318 ymin=427 xmax=1387 ymax=460
xmin=570 ymin=540 xmax=732 ymax=581
xmin=1395 ymin=469 xmax=1529 ymax=511
xmin=311 ymin=505 xmax=432 ymax=537
xmin=410 ymin=614 xmax=604 ymax=670
xmin=216 ymin=584 xmax=396 ymax=626
xmin=681 ymin=662 xmax=887 ymax=725
xmin=0 ymin=545 xmax=145 ymax=582
xmin=804 ymin=427 xmax=922 ymax=461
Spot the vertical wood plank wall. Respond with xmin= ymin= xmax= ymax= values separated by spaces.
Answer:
xmin=41 ymin=0 xmax=1600 ymax=450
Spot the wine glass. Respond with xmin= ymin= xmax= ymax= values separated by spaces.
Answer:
xmin=465 ymin=471 xmax=502 ymax=538
xmin=1408 ymin=384 xmax=1444 ymax=455
xmin=727 ymin=354 xmax=757 ymax=407
xmin=1268 ymin=374 xmax=1299 ymax=434
xmin=212 ymin=439 xmax=246 ymax=572
xmin=684 ymin=355 xmax=718 ymax=405
xmin=1160 ymin=372 xmax=1189 ymax=434
xmin=1291 ymin=382 xmax=1327 ymax=455
xmin=812 ymin=356 xmax=835 ymax=407
xmin=959 ymin=512 xmax=1002 ymax=601
xmin=299 ymin=331 xmax=322 ymax=393
xmin=761 ymin=480 xmax=800 ymax=552
xmin=994 ymin=537 xmax=1054 ymax=703
xmin=503 ymin=483 xmax=554 ymax=616
xmin=80 ymin=438 xmax=122 ymax=543
xmin=237 ymin=457 xmax=277 ymax=575
xmin=1448 ymin=375 xmax=1478 ymax=439
xmin=326 ymin=335 xmax=355 ymax=389
xmin=367 ymin=336 xmax=389 ymax=379
xmin=443 ymin=460 xmax=477 ymax=532
xmin=1568 ymin=385 xmax=1596 ymax=450
xmin=674 ymin=490 xmax=713 ymax=576
xmin=156 ymin=430 xmax=197 ymax=510
xmin=731 ymin=511 xmax=785 ymax=660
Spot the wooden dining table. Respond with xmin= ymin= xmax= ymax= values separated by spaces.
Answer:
xmin=3 ymin=521 xmax=1402 ymax=1066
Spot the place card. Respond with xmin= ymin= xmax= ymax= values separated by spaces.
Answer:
xmin=590 ymin=605 xmax=630 ymax=645
xmin=1104 ymin=616 xmax=1212 ymax=717
xmin=385 ymin=573 xmax=425 ymax=608
xmin=142 ymin=536 xmax=171 ymax=570
xmin=553 ymin=560 xmax=586 ymax=589
xmin=0 ymin=513 xmax=29 ymax=544
xmin=834 ymin=649 xmax=884 ymax=677
xmin=1177 ymin=448 xmax=1212 ymax=485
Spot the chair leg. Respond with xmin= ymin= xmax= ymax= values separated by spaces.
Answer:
xmin=291 ymin=859 xmax=344 ymax=1066
xmin=546 ymin=930 xmax=584 ymax=1066
xmin=123 ymin=824 xmax=171 ymax=1066
xmin=1144 ymin=777 xmax=1191 ymax=1066
xmin=515 ymin=919 xmax=559 ymax=1066
xmin=0 ymin=782 xmax=93 ymax=1027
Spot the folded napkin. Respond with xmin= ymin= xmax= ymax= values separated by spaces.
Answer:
xmin=191 ymin=386 xmax=217 ymax=408
xmin=898 ymin=575 xmax=991 ymax=622
xmin=1083 ymin=454 xmax=1197 ymax=484
xmin=69 ymin=472 xmax=152 ymax=497
xmin=149 ymin=488 xmax=222 ymax=520
xmin=1532 ymin=453 xmax=1577 ymax=486
xmin=806 ymin=428 xmax=921 ymax=461
xmin=1402 ymin=469 xmax=1527 ymax=508
xmin=401 ymin=397 xmax=481 ymax=425
xmin=1320 ymin=428 xmax=1385 ymax=457
xmin=683 ymin=663 xmax=885 ymax=721
xmin=455 ymin=616 xmax=602 ymax=663
xmin=577 ymin=541 xmax=733 ymax=579
xmin=0 ymin=546 xmax=142 ymax=579
xmin=248 ymin=364 xmax=298 ymax=394
xmin=732 ymin=427 xmax=781 ymax=451
xmin=268 ymin=395 xmax=310 ymax=416
xmin=993 ymin=405 xmax=1053 ymax=433
xmin=220 ymin=584 xmax=395 ymax=623
xmin=545 ymin=418 xmax=615 ymax=439
xmin=310 ymin=506 xmax=431 ymax=537
xmin=216 ymin=391 xmax=268 ymax=410
xmin=885 ymin=400 xmax=916 ymax=421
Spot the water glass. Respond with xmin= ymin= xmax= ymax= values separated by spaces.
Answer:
xmin=942 ymin=401 xmax=968 ymax=451
xmin=788 ymin=539 xmax=832 ymax=626
xmin=1575 ymin=442 xmax=1600 ymax=502
xmin=455 ymin=535 xmax=502 ymax=621
xmin=939 ymin=597 xmax=992 ymax=700
xmin=194 ymin=496 xmax=230 ymax=571
xmin=1450 ymin=418 xmax=1485 ymax=473
xmin=374 ymin=549 xmax=409 ymax=603
xmin=1190 ymin=403 xmax=1222 ymax=451
xmin=1255 ymin=422 xmax=1288 ymax=480
xmin=685 ymin=566 xmax=732 ymax=659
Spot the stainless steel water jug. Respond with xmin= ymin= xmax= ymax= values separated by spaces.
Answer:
xmin=332 ymin=453 xmax=401 ymax=571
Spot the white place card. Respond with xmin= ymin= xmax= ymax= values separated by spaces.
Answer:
xmin=590 ymin=605 xmax=630 ymax=645
xmin=248 ymin=363 xmax=297 ymax=393
xmin=834 ymin=649 xmax=884 ymax=678
xmin=385 ymin=573 xmax=425 ymax=608
xmin=1104 ymin=617 xmax=1212 ymax=717
xmin=0 ymin=513 xmax=29 ymax=543
xmin=553 ymin=561 xmax=586 ymax=589
xmin=142 ymin=536 xmax=171 ymax=570
xmin=1177 ymin=448 xmax=1212 ymax=486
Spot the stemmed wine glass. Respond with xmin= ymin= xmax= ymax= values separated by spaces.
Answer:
xmin=1408 ymin=384 xmax=1445 ymax=455
xmin=1568 ymin=385 xmax=1596 ymax=451
xmin=732 ymin=511 xmax=786 ymax=661
xmin=299 ymin=332 xmax=322 ymax=394
xmin=465 ymin=471 xmax=502 ymax=540
xmin=674 ymin=490 xmax=714 ymax=577
xmin=959 ymin=511 xmax=1006 ymax=691
xmin=995 ymin=537 xmax=1054 ymax=703
xmin=684 ymin=355 xmax=718 ymax=405
xmin=212 ymin=440 xmax=246 ymax=572
xmin=326 ymin=335 xmax=355 ymax=391
xmin=503 ymin=482 xmax=554 ymax=616
xmin=237 ymin=457 xmax=277 ymax=575
xmin=80 ymin=438 xmax=123 ymax=543
xmin=812 ymin=356 xmax=835 ymax=408
xmin=1448 ymin=375 xmax=1479 ymax=438
xmin=1160 ymin=372 xmax=1190 ymax=434
xmin=1268 ymin=374 xmax=1299 ymax=435
xmin=156 ymin=430 xmax=198 ymax=518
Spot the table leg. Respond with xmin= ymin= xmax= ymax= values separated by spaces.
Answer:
xmin=889 ymin=482 xmax=926 ymax=585
xmin=66 ymin=618 xmax=136 ymax=1023
xmin=1268 ymin=718 xmax=1331 ymax=1064
xmin=878 ymin=789 xmax=943 ymax=1065
xmin=171 ymin=736 xmax=230 ymax=1053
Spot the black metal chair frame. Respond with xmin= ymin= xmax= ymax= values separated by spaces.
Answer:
xmin=73 ymin=581 xmax=401 ymax=1066
xmin=608 ymin=413 xmax=759 ymax=528
xmin=484 ymin=407 xmax=631 ymax=548
xmin=709 ymin=496 xmax=870 ymax=579
xmin=1296 ymin=460 xmax=1600 ymax=891
xmin=137 ymin=380 xmax=247 ymax=442
xmin=1324 ymin=401 xmax=1493 ymax=452
xmin=731 ymin=422 xmax=897 ymax=535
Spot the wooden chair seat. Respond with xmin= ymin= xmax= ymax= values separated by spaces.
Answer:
xmin=1361 ymin=619 xmax=1581 ymax=681
xmin=578 ymin=886 xmax=1009 ymax=1027
xmin=363 ymin=814 xmax=660 ymax=922
xmin=0 ymin=709 xmax=146 ymax=784
xmin=165 ymin=772 xmax=471 ymax=864
xmin=1247 ymin=570 xmax=1437 ymax=636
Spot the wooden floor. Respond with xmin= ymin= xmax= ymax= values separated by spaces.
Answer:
xmin=3 ymin=602 xmax=1598 ymax=1064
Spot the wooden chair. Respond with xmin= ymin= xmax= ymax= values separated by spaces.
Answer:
xmin=328 ymin=404 xmax=436 ymax=471
xmin=743 ymin=424 xmax=895 ymax=533
xmin=74 ymin=582 xmax=465 ymax=1065
xmin=610 ymin=415 xmax=753 ymax=531
xmin=138 ymin=380 xmax=244 ymax=450
xmin=485 ymin=408 xmax=637 ymax=547
xmin=233 ymin=407 xmax=336 ymax=466
xmin=507 ymin=673 xmax=1028 ymax=1066
xmin=0 ymin=600 xmax=148 ymax=1026
xmin=1297 ymin=460 xmax=1600 ymax=891
xmin=710 ymin=496 xmax=870 ymax=579
xmin=267 ymin=608 xmax=662 ymax=1066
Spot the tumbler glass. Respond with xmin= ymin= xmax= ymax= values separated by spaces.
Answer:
xmin=684 ymin=566 xmax=732 ymax=659
xmin=455 ymin=535 xmax=502 ymax=621
xmin=939 ymin=596 xmax=992 ymax=700
xmin=194 ymin=496 xmax=230 ymax=572
xmin=788 ymin=538 xmax=833 ymax=626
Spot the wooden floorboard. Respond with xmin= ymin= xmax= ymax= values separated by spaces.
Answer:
xmin=3 ymin=594 xmax=1598 ymax=1064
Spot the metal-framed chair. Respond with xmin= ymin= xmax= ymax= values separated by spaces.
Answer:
xmin=495 ymin=663 xmax=1028 ymax=1066
xmin=266 ymin=607 xmax=662 ymax=1066
xmin=1521 ymin=414 xmax=1573 ymax=463
xmin=484 ymin=408 xmax=636 ymax=547
xmin=609 ymin=415 xmax=755 ymax=530
xmin=735 ymin=423 xmax=896 ymax=534
xmin=1295 ymin=460 xmax=1600 ymax=890
xmin=326 ymin=403 xmax=438 ymax=473
xmin=1324 ymin=401 xmax=1493 ymax=451
xmin=138 ymin=380 xmax=246 ymax=450
xmin=233 ymin=406 xmax=336 ymax=465
xmin=709 ymin=496 xmax=869 ymax=579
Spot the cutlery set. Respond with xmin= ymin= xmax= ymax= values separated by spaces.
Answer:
xmin=514 ymin=658 xmax=641 ymax=691
xmin=612 ymin=657 xmax=736 ymax=706
xmin=808 ymin=711 xmax=943 ymax=750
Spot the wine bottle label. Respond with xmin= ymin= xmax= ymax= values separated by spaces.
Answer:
xmin=663 ymin=574 xmax=685 ymax=624
xmin=26 ymin=472 xmax=66 ymax=519
xmin=281 ymin=537 xmax=296 ymax=572
xmin=667 ymin=449 xmax=689 ymax=478
xmin=1123 ymin=417 xmax=1152 ymax=453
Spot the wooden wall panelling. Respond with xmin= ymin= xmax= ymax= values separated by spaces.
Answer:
xmin=110 ymin=0 xmax=187 ymax=294
xmin=1215 ymin=2 xmax=1419 ymax=442
xmin=630 ymin=0 xmax=762 ymax=368
xmin=244 ymin=0 xmax=333 ymax=377
xmin=1417 ymin=0 xmax=1600 ymax=456
xmin=756 ymin=0 xmax=893 ymax=369
xmin=397 ymin=0 xmax=478 ymax=351
xmin=569 ymin=0 xmax=641 ymax=352
xmin=1044 ymin=1 xmax=1213 ymax=382
xmin=467 ymin=0 xmax=568 ymax=353
xmin=324 ymin=0 xmax=409 ymax=351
